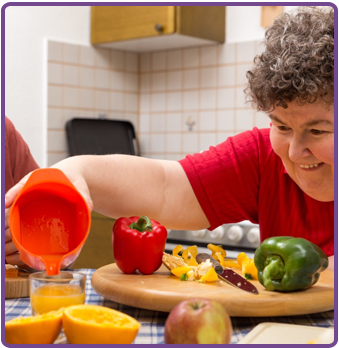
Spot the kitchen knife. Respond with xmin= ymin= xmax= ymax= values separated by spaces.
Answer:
xmin=196 ymin=253 xmax=259 ymax=295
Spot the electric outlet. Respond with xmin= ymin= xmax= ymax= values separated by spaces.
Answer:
xmin=186 ymin=115 xmax=196 ymax=131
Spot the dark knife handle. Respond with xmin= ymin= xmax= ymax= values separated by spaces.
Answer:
xmin=196 ymin=253 xmax=224 ymax=275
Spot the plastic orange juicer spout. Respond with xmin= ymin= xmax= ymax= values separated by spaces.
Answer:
xmin=9 ymin=168 xmax=91 ymax=275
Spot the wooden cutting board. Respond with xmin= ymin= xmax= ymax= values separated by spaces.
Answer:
xmin=91 ymin=264 xmax=334 ymax=317
xmin=5 ymin=267 xmax=30 ymax=299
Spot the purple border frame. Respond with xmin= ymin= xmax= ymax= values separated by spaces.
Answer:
xmin=1 ymin=2 xmax=337 ymax=348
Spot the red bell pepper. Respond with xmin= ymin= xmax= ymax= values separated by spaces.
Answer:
xmin=112 ymin=216 xmax=167 ymax=275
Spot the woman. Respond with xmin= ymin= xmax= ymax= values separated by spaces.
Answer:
xmin=5 ymin=7 xmax=334 ymax=270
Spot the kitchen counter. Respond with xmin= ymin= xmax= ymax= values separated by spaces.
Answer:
xmin=5 ymin=268 xmax=334 ymax=344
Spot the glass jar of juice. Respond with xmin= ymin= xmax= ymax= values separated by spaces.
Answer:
xmin=29 ymin=271 xmax=86 ymax=315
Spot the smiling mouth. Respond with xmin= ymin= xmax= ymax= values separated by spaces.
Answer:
xmin=298 ymin=162 xmax=324 ymax=169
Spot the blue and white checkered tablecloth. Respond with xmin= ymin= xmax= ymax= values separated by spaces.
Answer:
xmin=5 ymin=269 xmax=335 ymax=344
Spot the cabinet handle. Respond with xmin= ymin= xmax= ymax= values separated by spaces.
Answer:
xmin=154 ymin=23 xmax=164 ymax=33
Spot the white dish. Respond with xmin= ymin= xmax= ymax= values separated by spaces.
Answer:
xmin=237 ymin=322 xmax=334 ymax=344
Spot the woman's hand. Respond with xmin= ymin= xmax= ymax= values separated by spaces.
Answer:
xmin=4 ymin=159 xmax=94 ymax=268
xmin=5 ymin=158 xmax=94 ymax=212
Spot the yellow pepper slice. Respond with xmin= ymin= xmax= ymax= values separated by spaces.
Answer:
xmin=223 ymin=259 xmax=241 ymax=269
xmin=171 ymin=266 xmax=192 ymax=278
xmin=200 ymin=267 xmax=219 ymax=282
xmin=181 ymin=245 xmax=198 ymax=263
xmin=173 ymin=245 xmax=184 ymax=257
xmin=242 ymin=259 xmax=258 ymax=280
xmin=215 ymin=252 xmax=225 ymax=266
xmin=237 ymin=252 xmax=249 ymax=267
xmin=236 ymin=252 xmax=258 ymax=280
xmin=207 ymin=244 xmax=226 ymax=261
xmin=187 ymin=257 xmax=198 ymax=267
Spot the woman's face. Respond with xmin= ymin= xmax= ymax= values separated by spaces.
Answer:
xmin=269 ymin=99 xmax=334 ymax=202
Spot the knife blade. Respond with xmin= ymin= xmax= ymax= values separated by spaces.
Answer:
xmin=196 ymin=253 xmax=259 ymax=295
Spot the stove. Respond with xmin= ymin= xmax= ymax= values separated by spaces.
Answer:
xmin=165 ymin=221 xmax=260 ymax=259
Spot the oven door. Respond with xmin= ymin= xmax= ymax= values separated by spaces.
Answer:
xmin=165 ymin=221 xmax=260 ymax=259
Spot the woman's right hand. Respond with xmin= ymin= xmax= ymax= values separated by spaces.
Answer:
xmin=5 ymin=158 xmax=94 ymax=212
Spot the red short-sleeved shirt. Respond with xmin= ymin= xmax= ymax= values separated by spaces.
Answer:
xmin=179 ymin=128 xmax=334 ymax=256
xmin=5 ymin=116 xmax=39 ymax=193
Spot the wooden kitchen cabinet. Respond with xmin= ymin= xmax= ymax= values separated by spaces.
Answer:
xmin=72 ymin=212 xmax=116 ymax=269
xmin=91 ymin=6 xmax=225 ymax=52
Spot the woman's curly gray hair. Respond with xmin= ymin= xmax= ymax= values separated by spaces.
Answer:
xmin=245 ymin=7 xmax=334 ymax=112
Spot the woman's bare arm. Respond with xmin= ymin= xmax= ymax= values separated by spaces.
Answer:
xmin=5 ymin=155 xmax=210 ymax=230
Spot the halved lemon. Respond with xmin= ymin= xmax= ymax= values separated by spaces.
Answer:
xmin=62 ymin=305 xmax=141 ymax=344
xmin=5 ymin=309 xmax=63 ymax=344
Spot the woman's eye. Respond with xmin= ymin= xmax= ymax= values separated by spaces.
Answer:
xmin=311 ymin=129 xmax=325 ymax=135
xmin=277 ymin=126 xmax=290 ymax=131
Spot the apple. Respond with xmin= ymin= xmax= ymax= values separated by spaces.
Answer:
xmin=164 ymin=298 xmax=232 ymax=344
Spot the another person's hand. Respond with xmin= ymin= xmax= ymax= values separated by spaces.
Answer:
xmin=4 ymin=207 xmax=26 ymax=267
xmin=5 ymin=172 xmax=31 ymax=210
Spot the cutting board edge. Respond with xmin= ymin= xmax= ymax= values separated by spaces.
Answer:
xmin=91 ymin=264 xmax=334 ymax=316
xmin=91 ymin=270 xmax=183 ymax=312
xmin=5 ymin=277 xmax=30 ymax=299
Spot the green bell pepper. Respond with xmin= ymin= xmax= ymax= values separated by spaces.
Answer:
xmin=254 ymin=236 xmax=328 ymax=292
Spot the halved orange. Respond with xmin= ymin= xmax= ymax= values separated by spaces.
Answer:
xmin=5 ymin=309 xmax=63 ymax=344
xmin=62 ymin=305 xmax=141 ymax=344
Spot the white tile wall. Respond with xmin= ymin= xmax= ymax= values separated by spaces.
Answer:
xmin=139 ymin=113 xmax=150 ymax=132
xmin=183 ymin=48 xmax=199 ymax=68
xmin=151 ymin=113 xmax=166 ymax=133
xmin=217 ymin=110 xmax=234 ymax=131
xmin=184 ymin=69 xmax=199 ymax=89
xmin=79 ymin=67 xmax=94 ymax=88
xmin=152 ymin=52 xmax=166 ymax=71
xmin=167 ymin=50 xmax=182 ymax=70
xmin=47 ymin=39 xmax=266 ymax=165
xmin=200 ymin=89 xmax=217 ymax=110
xmin=140 ymin=53 xmax=151 ymax=72
xmin=235 ymin=109 xmax=255 ymax=131
xmin=167 ymin=92 xmax=181 ymax=112
xmin=150 ymin=134 xmax=165 ymax=152
xmin=217 ymin=88 xmax=235 ymax=109
xmin=151 ymin=72 xmax=166 ymax=91
xmin=200 ymin=111 xmax=216 ymax=131
xmin=218 ymin=66 xmax=235 ymax=87
xmin=166 ymin=112 xmax=181 ymax=132
xmin=183 ymin=133 xmax=198 ymax=154
xmin=167 ymin=71 xmax=182 ymax=90
xmin=201 ymin=67 xmax=217 ymax=88
xmin=217 ymin=43 xmax=236 ymax=64
xmin=166 ymin=133 xmax=181 ymax=152
xmin=200 ymin=133 xmax=217 ymax=151
xmin=183 ymin=91 xmax=198 ymax=111
xmin=201 ymin=46 xmax=217 ymax=66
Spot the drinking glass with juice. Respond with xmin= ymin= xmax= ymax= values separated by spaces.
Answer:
xmin=29 ymin=271 xmax=86 ymax=315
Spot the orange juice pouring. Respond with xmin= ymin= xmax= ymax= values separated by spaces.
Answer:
xmin=9 ymin=168 xmax=91 ymax=275
xmin=9 ymin=168 xmax=90 ymax=315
